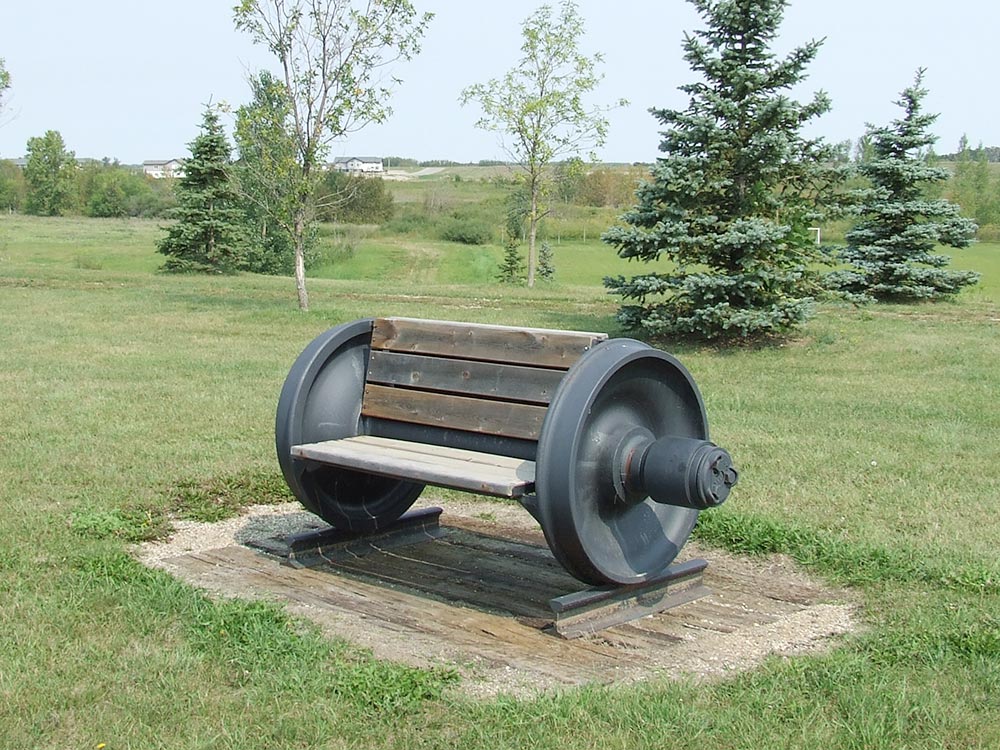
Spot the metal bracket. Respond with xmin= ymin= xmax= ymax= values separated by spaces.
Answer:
xmin=248 ymin=506 xmax=444 ymax=568
xmin=548 ymin=558 xmax=711 ymax=638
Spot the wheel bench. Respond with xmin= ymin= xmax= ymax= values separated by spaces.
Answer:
xmin=276 ymin=317 xmax=737 ymax=586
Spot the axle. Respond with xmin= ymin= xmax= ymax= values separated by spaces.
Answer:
xmin=614 ymin=428 xmax=738 ymax=510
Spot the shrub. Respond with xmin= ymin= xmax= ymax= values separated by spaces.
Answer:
xmin=440 ymin=217 xmax=492 ymax=245
xmin=316 ymin=172 xmax=394 ymax=224
xmin=381 ymin=207 xmax=441 ymax=236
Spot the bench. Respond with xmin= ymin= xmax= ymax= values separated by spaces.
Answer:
xmin=289 ymin=317 xmax=606 ymax=497
xmin=277 ymin=316 xmax=736 ymax=586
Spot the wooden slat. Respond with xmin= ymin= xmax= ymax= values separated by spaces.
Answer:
xmin=371 ymin=317 xmax=606 ymax=369
xmin=362 ymin=384 xmax=548 ymax=441
xmin=290 ymin=436 xmax=536 ymax=498
xmin=347 ymin=435 xmax=530 ymax=470
xmin=367 ymin=350 xmax=564 ymax=405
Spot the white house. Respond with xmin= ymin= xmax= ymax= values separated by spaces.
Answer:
xmin=332 ymin=156 xmax=384 ymax=175
xmin=142 ymin=159 xmax=185 ymax=179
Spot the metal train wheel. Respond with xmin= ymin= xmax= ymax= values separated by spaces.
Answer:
xmin=275 ymin=319 xmax=424 ymax=532
xmin=535 ymin=339 xmax=718 ymax=585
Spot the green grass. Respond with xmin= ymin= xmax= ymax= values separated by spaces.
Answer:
xmin=1 ymin=212 xmax=999 ymax=748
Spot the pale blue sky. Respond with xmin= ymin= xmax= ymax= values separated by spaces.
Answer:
xmin=1 ymin=1 xmax=996 ymax=164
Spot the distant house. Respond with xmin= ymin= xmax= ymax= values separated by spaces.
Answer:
xmin=142 ymin=159 xmax=185 ymax=179
xmin=332 ymin=156 xmax=383 ymax=175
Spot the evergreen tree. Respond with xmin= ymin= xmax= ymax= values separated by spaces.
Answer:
xmin=158 ymin=107 xmax=245 ymax=274
xmin=603 ymin=0 xmax=846 ymax=340
xmin=827 ymin=71 xmax=979 ymax=302
xmin=498 ymin=189 xmax=527 ymax=283
xmin=497 ymin=233 xmax=526 ymax=284
xmin=538 ymin=241 xmax=555 ymax=281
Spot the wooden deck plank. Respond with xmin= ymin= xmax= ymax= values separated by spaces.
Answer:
xmin=151 ymin=511 xmax=856 ymax=694
xmin=401 ymin=535 xmax=570 ymax=600
xmin=167 ymin=546 xmax=629 ymax=682
xmin=331 ymin=542 xmax=559 ymax=618
xmin=290 ymin=436 xmax=536 ymax=498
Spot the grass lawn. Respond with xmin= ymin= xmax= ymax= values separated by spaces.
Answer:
xmin=1 ymin=213 xmax=998 ymax=749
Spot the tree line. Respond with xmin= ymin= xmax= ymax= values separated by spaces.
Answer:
xmin=3 ymin=1 xmax=992 ymax=341
xmin=156 ymin=104 xmax=395 ymax=275
xmin=599 ymin=0 xmax=982 ymax=341
xmin=0 ymin=138 xmax=175 ymax=218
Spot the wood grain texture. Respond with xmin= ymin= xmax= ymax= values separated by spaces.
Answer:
xmin=361 ymin=384 xmax=548 ymax=441
xmin=367 ymin=350 xmax=564 ymax=405
xmin=156 ymin=510 xmax=855 ymax=694
xmin=291 ymin=436 xmax=536 ymax=497
xmin=371 ymin=317 xmax=606 ymax=368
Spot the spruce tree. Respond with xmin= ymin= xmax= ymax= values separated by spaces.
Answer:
xmin=603 ymin=0 xmax=845 ymax=340
xmin=498 ymin=187 xmax=528 ymax=283
xmin=497 ymin=233 xmax=526 ymax=284
xmin=158 ymin=107 xmax=245 ymax=274
xmin=538 ymin=241 xmax=555 ymax=281
xmin=827 ymin=71 xmax=979 ymax=302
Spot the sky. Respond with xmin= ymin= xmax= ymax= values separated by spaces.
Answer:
xmin=1 ymin=1 xmax=997 ymax=165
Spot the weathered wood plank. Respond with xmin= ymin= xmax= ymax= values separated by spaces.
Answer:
xmin=290 ymin=436 xmax=536 ymax=497
xmin=347 ymin=435 xmax=531 ymax=469
xmin=371 ymin=317 xmax=606 ymax=368
xmin=367 ymin=350 xmax=564 ymax=405
xmin=332 ymin=549 xmax=555 ymax=619
xmin=362 ymin=384 xmax=548 ymax=441
xmin=168 ymin=546 xmax=629 ymax=682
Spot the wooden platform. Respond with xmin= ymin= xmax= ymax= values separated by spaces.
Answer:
xmin=154 ymin=507 xmax=856 ymax=695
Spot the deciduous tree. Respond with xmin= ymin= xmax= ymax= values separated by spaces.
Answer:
xmin=460 ymin=1 xmax=622 ymax=287
xmin=75 ymin=160 xmax=161 ymax=218
xmin=315 ymin=170 xmax=394 ymax=224
xmin=24 ymin=130 xmax=76 ymax=216
xmin=950 ymin=139 xmax=999 ymax=229
xmin=603 ymin=0 xmax=846 ymax=341
xmin=0 ymin=159 xmax=26 ymax=212
xmin=157 ymin=107 xmax=245 ymax=273
xmin=0 ymin=58 xmax=10 ymax=116
xmin=234 ymin=0 xmax=431 ymax=310
xmin=233 ymin=70 xmax=300 ymax=275
xmin=826 ymin=71 xmax=979 ymax=302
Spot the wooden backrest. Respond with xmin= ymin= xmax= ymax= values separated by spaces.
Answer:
xmin=361 ymin=318 xmax=607 ymax=443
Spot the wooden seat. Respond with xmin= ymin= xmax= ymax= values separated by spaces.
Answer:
xmin=291 ymin=436 xmax=536 ymax=498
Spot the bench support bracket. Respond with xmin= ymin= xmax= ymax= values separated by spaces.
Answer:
xmin=249 ymin=506 xmax=444 ymax=569
xmin=548 ymin=558 xmax=711 ymax=639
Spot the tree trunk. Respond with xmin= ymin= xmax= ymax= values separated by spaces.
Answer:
xmin=527 ymin=183 xmax=540 ymax=288
xmin=293 ymin=211 xmax=309 ymax=311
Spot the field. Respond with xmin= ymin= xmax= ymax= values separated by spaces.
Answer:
xmin=1 ymin=207 xmax=998 ymax=749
